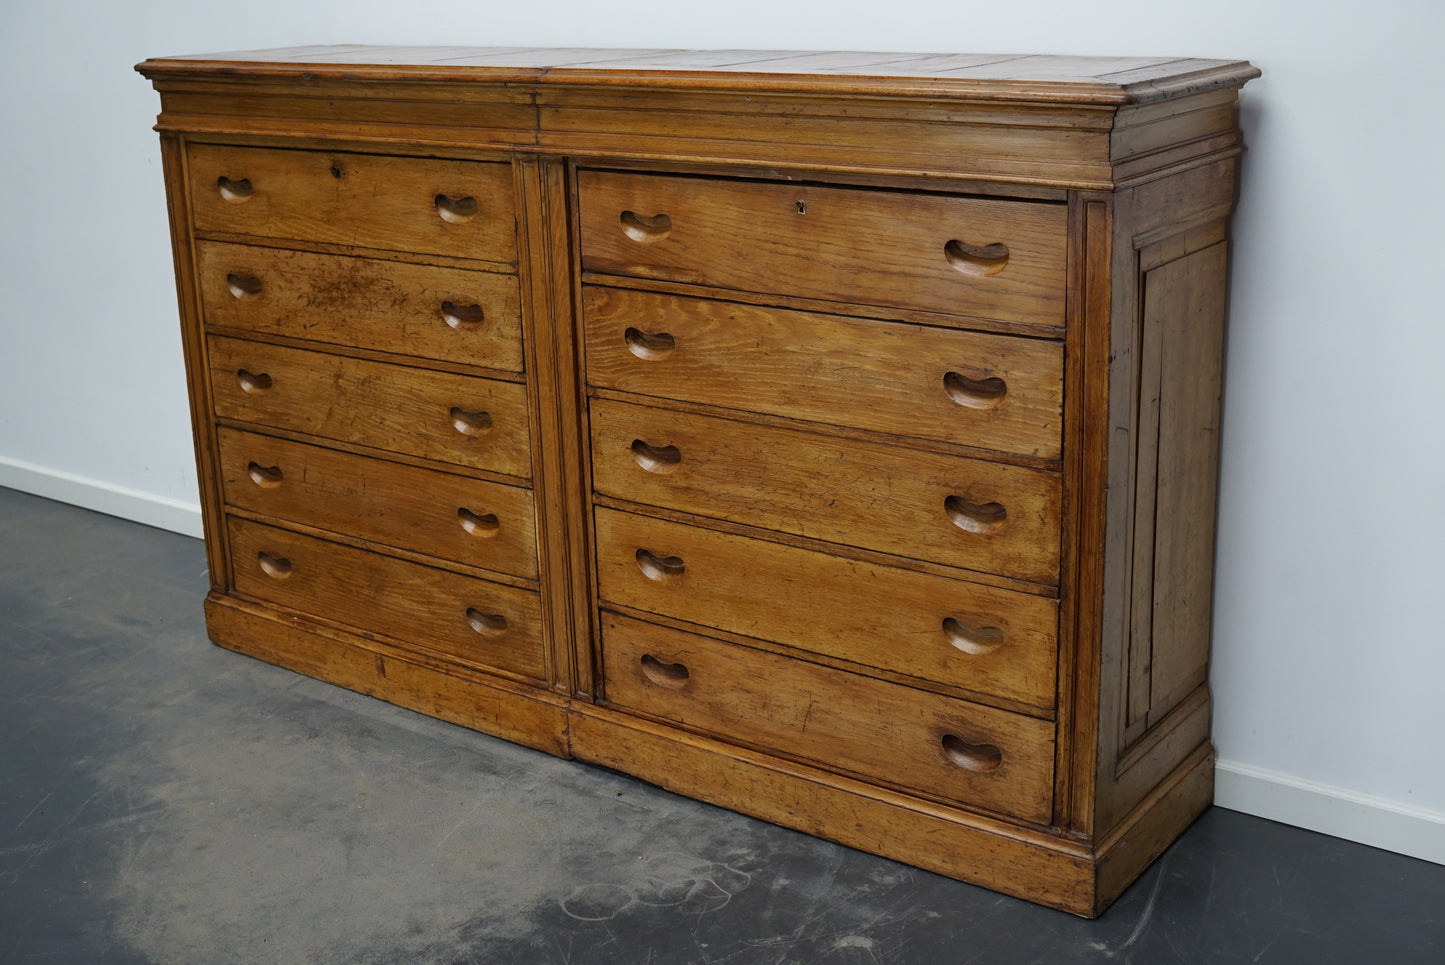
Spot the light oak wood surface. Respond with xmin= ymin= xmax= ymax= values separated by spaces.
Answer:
xmin=599 ymin=611 xmax=1056 ymax=824
xmin=578 ymin=170 xmax=1068 ymax=326
xmin=197 ymin=241 xmax=525 ymax=372
xmin=188 ymin=144 xmax=518 ymax=264
xmin=139 ymin=46 xmax=1257 ymax=916
xmin=217 ymin=427 xmax=539 ymax=580
xmin=589 ymin=397 xmax=1063 ymax=585
xmin=594 ymin=507 xmax=1058 ymax=710
xmin=583 ymin=286 xmax=1064 ymax=458
xmin=228 ymin=516 xmax=546 ymax=682
xmin=208 ymin=336 xmax=533 ymax=478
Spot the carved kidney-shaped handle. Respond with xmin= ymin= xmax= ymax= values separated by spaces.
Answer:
xmin=217 ymin=176 xmax=252 ymax=202
xmin=620 ymin=210 xmax=672 ymax=243
xmin=640 ymin=653 xmax=690 ymax=689
xmin=435 ymin=194 xmax=479 ymax=224
xmin=941 ymin=734 xmax=1002 ymax=772
xmin=630 ymin=440 xmax=682 ymax=474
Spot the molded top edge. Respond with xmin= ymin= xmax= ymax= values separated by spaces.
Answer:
xmin=136 ymin=46 xmax=1260 ymax=105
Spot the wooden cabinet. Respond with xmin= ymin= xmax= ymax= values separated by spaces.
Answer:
xmin=138 ymin=47 xmax=1258 ymax=916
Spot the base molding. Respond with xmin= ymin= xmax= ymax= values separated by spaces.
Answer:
xmin=1215 ymin=759 xmax=1445 ymax=866
xmin=0 ymin=456 xmax=203 ymax=538
xmin=204 ymin=593 xmax=571 ymax=757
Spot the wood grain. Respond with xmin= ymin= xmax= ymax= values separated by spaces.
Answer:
xmin=141 ymin=47 xmax=1256 ymax=916
xmin=197 ymin=241 xmax=524 ymax=372
xmin=600 ymin=612 xmax=1056 ymax=824
xmin=207 ymin=336 xmax=533 ymax=478
xmin=228 ymin=516 xmax=546 ymax=682
xmin=578 ymin=170 xmax=1067 ymax=326
xmin=589 ymin=398 xmax=1062 ymax=585
xmin=216 ymin=427 xmax=538 ymax=579
xmin=594 ymin=507 xmax=1058 ymax=710
xmin=188 ymin=143 xmax=518 ymax=264
xmin=583 ymin=287 xmax=1063 ymax=458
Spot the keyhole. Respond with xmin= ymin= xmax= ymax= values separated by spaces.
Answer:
xmin=796 ymin=200 xmax=807 ymax=214
xmin=330 ymin=162 xmax=343 ymax=179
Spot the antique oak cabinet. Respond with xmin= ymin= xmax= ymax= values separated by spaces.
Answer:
xmin=137 ymin=47 xmax=1258 ymax=916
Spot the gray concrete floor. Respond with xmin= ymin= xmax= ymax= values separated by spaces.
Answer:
xmin=1 ymin=485 xmax=1442 ymax=964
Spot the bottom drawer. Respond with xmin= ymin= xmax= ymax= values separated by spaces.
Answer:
xmin=600 ymin=611 xmax=1055 ymax=824
xmin=228 ymin=516 xmax=545 ymax=682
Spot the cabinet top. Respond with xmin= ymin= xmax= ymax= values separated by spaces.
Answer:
xmin=136 ymin=46 xmax=1258 ymax=105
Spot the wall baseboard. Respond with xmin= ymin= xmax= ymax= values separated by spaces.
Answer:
xmin=1215 ymin=759 xmax=1445 ymax=865
xmin=0 ymin=456 xmax=203 ymax=539
xmin=4 ymin=458 xmax=1443 ymax=867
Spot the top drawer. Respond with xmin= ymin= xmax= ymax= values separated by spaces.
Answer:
xmin=577 ymin=171 xmax=1067 ymax=328
xmin=188 ymin=144 xmax=517 ymax=263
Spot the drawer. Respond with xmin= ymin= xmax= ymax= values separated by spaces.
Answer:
xmin=594 ymin=508 xmax=1056 ymax=710
xmin=218 ymin=428 xmax=538 ymax=579
xmin=188 ymin=144 xmax=517 ymax=263
xmin=577 ymin=170 xmax=1066 ymax=327
xmin=198 ymin=241 xmax=524 ymax=372
xmin=228 ymin=516 xmax=545 ymax=681
xmin=584 ymin=287 xmax=1062 ymax=458
xmin=589 ymin=399 xmax=1061 ymax=585
xmin=600 ymin=612 xmax=1055 ymax=824
xmin=208 ymin=336 xmax=532 ymax=478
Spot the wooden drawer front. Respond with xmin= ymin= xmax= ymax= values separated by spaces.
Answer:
xmin=228 ymin=516 xmax=545 ymax=681
xmin=208 ymin=336 xmax=532 ymax=478
xmin=188 ymin=144 xmax=517 ymax=263
xmin=601 ymin=612 xmax=1055 ymax=823
xmin=590 ymin=399 xmax=1061 ymax=585
xmin=218 ymin=428 xmax=538 ymax=579
xmin=594 ymin=508 xmax=1056 ymax=710
xmin=584 ymin=287 xmax=1062 ymax=458
xmin=198 ymin=241 xmax=524 ymax=372
xmin=577 ymin=170 xmax=1067 ymax=327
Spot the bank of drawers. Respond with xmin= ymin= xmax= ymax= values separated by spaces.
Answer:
xmin=190 ymin=142 xmax=541 ymax=683
xmin=580 ymin=169 xmax=1066 ymax=822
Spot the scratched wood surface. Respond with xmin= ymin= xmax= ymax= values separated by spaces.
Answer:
xmin=197 ymin=241 xmax=525 ymax=373
xmin=188 ymin=143 xmax=518 ymax=264
xmin=228 ymin=516 xmax=547 ymax=682
xmin=217 ymin=427 xmax=539 ymax=580
xmin=594 ymin=507 xmax=1058 ymax=711
xmin=599 ymin=611 xmax=1056 ymax=824
xmin=589 ymin=398 xmax=1062 ymax=586
xmin=578 ymin=170 xmax=1068 ymax=327
xmin=583 ymin=287 xmax=1064 ymax=459
xmin=207 ymin=336 xmax=533 ymax=479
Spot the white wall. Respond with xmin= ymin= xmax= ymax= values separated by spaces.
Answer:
xmin=3 ymin=0 xmax=1442 ymax=861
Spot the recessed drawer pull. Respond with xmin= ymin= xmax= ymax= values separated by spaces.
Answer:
xmin=630 ymin=439 xmax=681 ymax=474
xmin=226 ymin=272 xmax=263 ymax=299
xmin=435 ymin=194 xmax=478 ymax=224
xmin=635 ymin=548 xmax=686 ymax=582
xmin=620 ymin=210 xmax=672 ymax=243
xmin=943 ymin=239 xmax=1010 ymax=276
xmin=449 ymin=407 xmax=493 ymax=438
xmin=216 ymin=176 xmax=252 ymax=202
xmin=623 ymin=327 xmax=676 ymax=360
xmin=942 ymin=617 xmax=1005 ymax=656
xmin=256 ymin=551 xmax=292 ymax=580
xmin=457 ymin=507 xmax=500 ymax=538
xmin=640 ymin=653 xmax=690 ymax=689
xmin=236 ymin=369 xmax=272 ymax=394
xmin=942 ymin=371 xmax=1007 ymax=409
xmin=941 ymin=734 xmax=1003 ymax=773
xmin=944 ymin=495 xmax=1007 ymax=535
xmin=465 ymin=608 xmax=508 ymax=637
xmin=441 ymin=300 xmax=485 ymax=331
xmin=246 ymin=462 xmax=284 ymax=489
